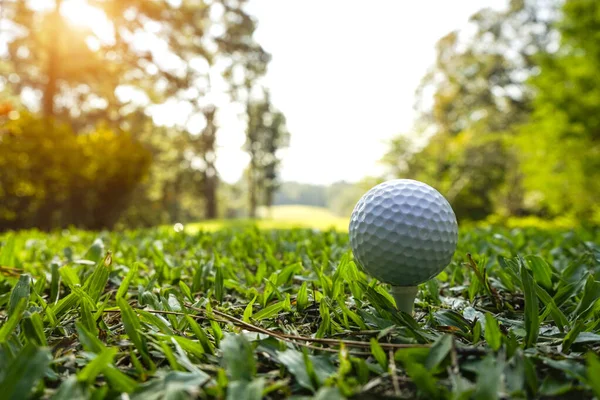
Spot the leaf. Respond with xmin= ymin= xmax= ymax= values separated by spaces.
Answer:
xmin=76 ymin=322 xmax=105 ymax=353
xmin=520 ymin=264 xmax=539 ymax=348
xmin=337 ymin=298 xmax=368 ymax=330
xmin=276 ymin=262 xmax=301 ymax=286
xmin=586 ymin=352 xmax=600 ymax=398
xmin=252 ymin=300 xmax=284 ymax=321
xmin=243 ymin=295 xmax=257 ymax=323
xmin=184 ymin=316 xmax=215 ymax=355
xmin=220 ymin=334 xmax=256 ymax=381
xmin=8 ymin=274 xmax=30 ymax=316
xmin=159 ymin=340 xmax=181 ymax=371
xmin=314 ymin=386 xmax=345 ymax=400
xmin=0 ymin=343 xmax=51 ymax=400
xmin=23 ymin=312 xmax=47 ymax=346
xmin=80 ymin=296 xmax=99 ymax=337
xmin=472 ymin=320 xmax=482 ymax=344
xmin=473 ymin=353 xmax=505 ymax=400
xmin=137 ymin=310 xmax=174 ymax=335
xmin=83 ymin=253 xmax=111 ymax=304
xmin=116 ymin=262 xmax=139 ymax=301
xmin=172 ymin=336 xmax=206 ymax=359
xmin=50 ymin=259 xmax=60 ymax=303
xmin=573 ymin=275 xmax=600 ymax=319
xmin=524 ymin=255 xmax=553 ymax=289
xmin=215 ymin=264 xmax=224 ymax=303
xmin=315 ymin=300 xmax=330 ymax=338
xmin=226 ymin=379 xmax=265 ymax=400
xmin=296 ymin=281 xmax=308 ymax=312
xmin=542 ymin=357 xmax=587 ymax=382
xmin=396 ymin=348 xmax=442 ymax=399
xmin=0 ymin=297 xmax=27 ymax=343
xmin=369 ymin=338 xmax=388 ymax=370
xmin=51 ymin=292 xmax=79 ymax=318
xmin=52 ymin=376 xmax=88 ymax=400
xmin=76 ymin=323 xmax=138 ymax=393
xmin=0 ymin=233 xmax=17 ymax=267
xmin=179 ymin=280 xmax=193 ymax=302
xmin=84 ymin=238 xmax=105 ymax=263
xmin=574 ymin=331 xmax=600 ymax=344
xmin=275 ymin=348 xmax=336 ymax=392
xmin=561 ymin=320 xmax=584 ymax=353
xmin=77 ymin=347 xmax=117 ymax=383
xmin=534 ymin=284 xmax=568 ymax=331
xmin=130 ymin=371 xmax=211 ymax=400
xmin=59 ymin=266 xmax=80 ymax=289
xmin=449 ymin=371 xmax=475 ymax=400
xmin=523 ymin=355 xmax=538 ymax=396
xmin=484 ymin=313 xmax=502 ymax=351
xmin=504 ymin=350 xmax=526 ymax=397
xmin=425 ymin=334 xmax=452 ymax=370
xmin=205 ymin=302 xmax=223 ymax=347
xmin=117 ymin=298 xmax=149 ymax=361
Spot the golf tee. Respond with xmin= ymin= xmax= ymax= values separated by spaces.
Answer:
xmin=390 ymin=285 xmax=418 ymax=314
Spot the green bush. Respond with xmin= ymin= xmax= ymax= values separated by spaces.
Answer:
xmin=0 ymin=113 xmax=151 ymax=230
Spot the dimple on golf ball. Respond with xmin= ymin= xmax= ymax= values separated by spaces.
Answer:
xmin=349 ymin=179 xmax=458 ymax=287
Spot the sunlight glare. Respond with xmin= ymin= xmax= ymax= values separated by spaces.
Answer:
xmin=60 ymin=0 xmax=114 ymax=43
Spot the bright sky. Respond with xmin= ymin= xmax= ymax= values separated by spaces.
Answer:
xmin=213 ymin=0 xmax=507 ymax=185
xmin=3 ymin=0 xmax=507 ymax=185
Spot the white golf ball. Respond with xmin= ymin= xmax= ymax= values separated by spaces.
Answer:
xmin=349 ymin=179 xmax=458 ymax=287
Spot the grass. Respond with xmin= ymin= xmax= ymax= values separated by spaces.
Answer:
xmin=0 ymin=224 xmax=599 ymax=399
xmin=187 ymin=205 xmax=348 ymax=233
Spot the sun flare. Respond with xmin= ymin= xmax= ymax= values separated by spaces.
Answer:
xmin=60 ymin=0 xmax=113 ymax=40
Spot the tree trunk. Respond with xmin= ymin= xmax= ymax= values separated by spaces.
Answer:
xmin=43 ymin=0 xmax=62 ymax=117
xmin=202 ymin=106 xmax=218 ymax=219
xmin=248 ymin=166 xmax=257 ymax=218
xmin=204 ymin=171 xmax=218 ymax=219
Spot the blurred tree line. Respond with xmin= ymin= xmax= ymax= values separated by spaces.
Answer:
xmin=383 ymin=0 xmax=600 ymax=225
xmin=273 ymin=181 xmax=367 ymax=217
xmin=0 ymin=0 xmax=289 ymax=230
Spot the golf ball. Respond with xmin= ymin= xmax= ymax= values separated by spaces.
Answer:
xmin=349 ymin=179 xmax=458 ymax=287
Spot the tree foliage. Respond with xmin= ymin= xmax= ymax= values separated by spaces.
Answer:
xmin=0 ymin=113 xmax=150 ymax=230
xmin=517 ymin=0 xmax=600 ymax=221
xmin=383 ymin=0 xmax=599 ymax=223
xmin=245 ymin=89 xmax=290 ymax=217
xmin=0 ymin=0 xmax=275 ymax=227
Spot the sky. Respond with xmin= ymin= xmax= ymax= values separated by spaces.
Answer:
xmin=2 ymin=0 xmax=507 ymax=185
xmin=212 ymin=0 xmax=507 ymax=185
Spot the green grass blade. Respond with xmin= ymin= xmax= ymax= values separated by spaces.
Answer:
xmin=116 ymin=262 xmax=139 ymax=301
xmin=221 ymin=334 xmax=256 ymax=381
xmin=117 ymin=298 xmax=149 ymax=361
xmin=484 ymin=313 xmax=502 ymax=351
xmin=9 ymin=274 xmax=30 ymax=316
xmin=296 ymin=281 xmax=308 ymax=312
xmin=77 ymin=347 xmax=117 ymax=383
xmin=520 ymin=263 xmax=540 ymax=348
xmin=369 ymin=338 xmax=388 ymax=370
xmin=0 ymin=297 xmax=27 ymax=343
xmin=0 ymin=343 xmax=51 ymax=400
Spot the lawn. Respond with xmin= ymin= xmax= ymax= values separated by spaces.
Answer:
xmin=186 ymin=205 xmax=349 ymax=233
xmin=0 ymin=224 xmax=599 ymax=399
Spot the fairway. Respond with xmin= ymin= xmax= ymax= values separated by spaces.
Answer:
xmin=186 ymin=205 xmax=349 ymax=232
xmin=1 ymin=226 xmax=599 ymax=398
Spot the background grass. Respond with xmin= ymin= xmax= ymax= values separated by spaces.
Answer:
xmin=0 ymin=223 xmax=599 ymax=399
xmin=186 ymin=205 xmax=349 ymax=233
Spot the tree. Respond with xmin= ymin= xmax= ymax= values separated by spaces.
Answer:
xmin=517 ymin=0 xmax=600 ymax=221
xmin=383 ymin=0 xmax=559 ymax=219
xmin=0 ymin=112 xmax=150 ymax=231
xmin=2 ymin=0 xmax=270 ymax=222
xmin=244 ymin=88 xmax=290 ymax=217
